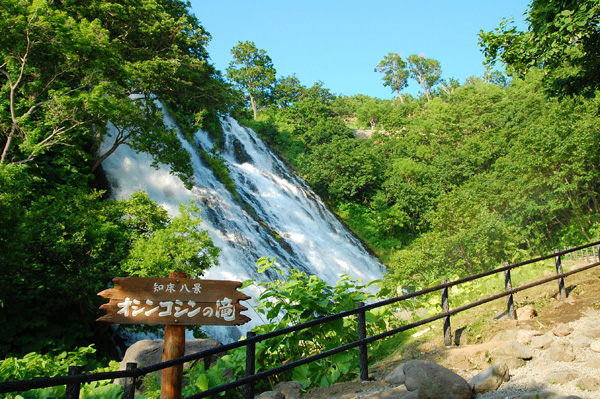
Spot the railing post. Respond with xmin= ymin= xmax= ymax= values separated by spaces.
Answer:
xmin=503 ymin=262 xmax=517 ymax=320
xmin=245 ymin=331 xmax=256 ymax=399
xmin=440 ymin=280 xmax=451 ymax=346
xmin=564 ymin=247 xmax=570 ymax=261
xmin=123 ymin=363 xmax=137 ymax=399
xmin=65 ymin=365 xmax=83 ymax=399
xmin=555 ymin=249 xmax=567 ymax=299
xmin=356 ymin=302 xmax=369 ymax=380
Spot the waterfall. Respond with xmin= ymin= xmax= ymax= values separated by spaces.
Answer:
xmin=101 ymin=111 xmax=386 ymax=342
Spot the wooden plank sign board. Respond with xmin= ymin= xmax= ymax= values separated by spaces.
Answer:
xmin=97 ymin=277 xmax=251 ymax=326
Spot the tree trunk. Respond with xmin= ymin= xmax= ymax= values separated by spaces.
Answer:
xmin=250 ymin=95 xmax=258 ymax=120
xmin=396 ymin=90 xmax=405 ymax=104
xmin=0 ymin=125 xmax=17 ymax=164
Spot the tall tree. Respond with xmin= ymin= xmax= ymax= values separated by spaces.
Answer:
xmin=407 ymin=54 xmax=442 ymax=102
xmin=479 ymin=0 xmax=600 ymax=97
xmin=227 ymin=41 xmax=277 ymax=120
xmin=375 ymin=52 xmax=409 ymax=103
xmin=0 ymin=0 xmax=228 ymax=186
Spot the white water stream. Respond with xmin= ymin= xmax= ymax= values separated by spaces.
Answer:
xmin=101 ymin=110 xmax=386 ymax=342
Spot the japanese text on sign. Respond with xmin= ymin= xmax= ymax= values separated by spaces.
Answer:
xmin=116 ymin=297 xmax=236 ymax=321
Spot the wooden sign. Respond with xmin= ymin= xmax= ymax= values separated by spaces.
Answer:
xmin=97 ymin=276 xmax=251 ymax=326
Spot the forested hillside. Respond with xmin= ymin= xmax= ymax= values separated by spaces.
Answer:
xmin=1 ymin=0 xmax=599 ymax=374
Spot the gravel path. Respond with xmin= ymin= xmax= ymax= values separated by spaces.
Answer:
xmin=475 ymin=307 xmax=600 ymax=399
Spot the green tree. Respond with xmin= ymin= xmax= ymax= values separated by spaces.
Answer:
xmin=407 ymin=54 xmax=442 ymax=101
xmin=0 ymin=0 xmax=228 ymax=187
xmin=122 ymin=200 xmax=220 ymax=278
xmin=479 ymin=0 xmax=600 ymax=97
xmin=375 ymin=52 xmax=409 ymax=103
xmin=273 ymin=74 xmax=305 ymax=108
xmin=227 ymin=41 xmax=277 ymax=120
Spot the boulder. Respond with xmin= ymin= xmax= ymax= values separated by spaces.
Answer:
xmin=384 ymin=362 xmax=406 ymax=385
xmin=548 ymin=341 xmax=576 ymax=362
xmin=362 ymin=385 xmax=418 ymax=399
xmin=115 ymin=339 xmax=222 ymax=386
xmin=403 ymin=360 xmax=473 ymax=399
xmin=468 ymin=363 xmax=510 ymax=394
xmin=552 ymin=324 xmax=573 ymax=337
xmin=255 ymin=391 xmax=285 ymax=399
xmin=492 ymin=342 xmax=533 ymax=359
xmin=530 ymin=332 xmax=554 ymax=349
xmin=273 ymin=381 xmax=302 ymax=399
xmin=491 ymin=329 xmax=540 ymax=344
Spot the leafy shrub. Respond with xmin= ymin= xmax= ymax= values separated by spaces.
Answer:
xmin=176 ymin=257 xmax=402 ymax=397
xmin=0 ymin=345 xmax=121 ymax=399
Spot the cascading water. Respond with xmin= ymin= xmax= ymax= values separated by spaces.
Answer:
xmin=101 ymin=109 xmax=386 ymax=342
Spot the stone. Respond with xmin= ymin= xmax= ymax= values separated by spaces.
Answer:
xmin=491 ymin=355 xmax=526 ymax=370
xmin=517 ymin=305 xmax=537 ymax=320
xmin=492 ymin=342 xmax=533 ymax=360
xmin=586 ymin=358 xmax=600 ymax=368
xmin=531 ymin=332 xmax=554 ymax=349
xmin=545 ymin=369 xmax=579 ymax=384
xmin=273 ymin=381 xmax=303 ymax=399
xmin=384 ymin=362 xmax=405 ymax=385
xmin=491 ymin=329 xmax=540 ymax=344
xmin=468 ymin=362 xmax=510 ymax=394
xmin=255 ymin=391 xmax=285 ymax=399
xmin=571 ymin=334 xmax=592 ymax=348
xmin=576 ymin=377 xmax=600 ymax=391
xmin=548 ymin=341 xmax=576 ymax=362
xmin=590 ymin=339 xmax=600 ymax=353
xmin=403 ymin=360 xmax=473 ymax=399
xmin=582 ymin=327 xmax=600 ymax=339
xmin=362 ymin=385 xmax=418 ymax=399
xmin=552 ymin=324 xmax=573 ymax=337
xmin=115 ymin=339 xmax=222 ymax=386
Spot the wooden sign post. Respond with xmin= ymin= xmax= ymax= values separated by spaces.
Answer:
xmin=97 ymin=273 xmax=251 ymax=399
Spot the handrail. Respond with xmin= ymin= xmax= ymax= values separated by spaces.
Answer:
xmin=1 ymin=240 xmax=599 ymax=398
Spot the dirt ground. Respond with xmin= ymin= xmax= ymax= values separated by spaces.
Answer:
xmin=304 ymin=259 xmax=600 ymax=398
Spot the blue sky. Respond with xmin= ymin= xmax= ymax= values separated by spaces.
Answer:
xmin=188 ymin=1 xmax=530 ymax=99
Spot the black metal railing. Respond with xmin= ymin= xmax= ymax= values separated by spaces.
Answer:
xmin=2 ymin=240 xmax=599 ymax=399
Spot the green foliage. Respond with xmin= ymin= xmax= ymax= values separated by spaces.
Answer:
xmin=375 ymin=52 xmax=409 ymax=102
xmin=227 ymin=41 xmax=277 ymax=120
xmin=171 ymin=258 xmax=401 ymax=396
xmin=479 ymin=0 xmax=600 ymax=97
xmin=0 ymin=345 xmax=121 ymax=399
xmin=0 ymin=0 xmax=231 ymax=186
xmin=407 ymin=54 xmax=442 ymax=101
xmin=122 ymin=200 xmax=220 ymax=278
